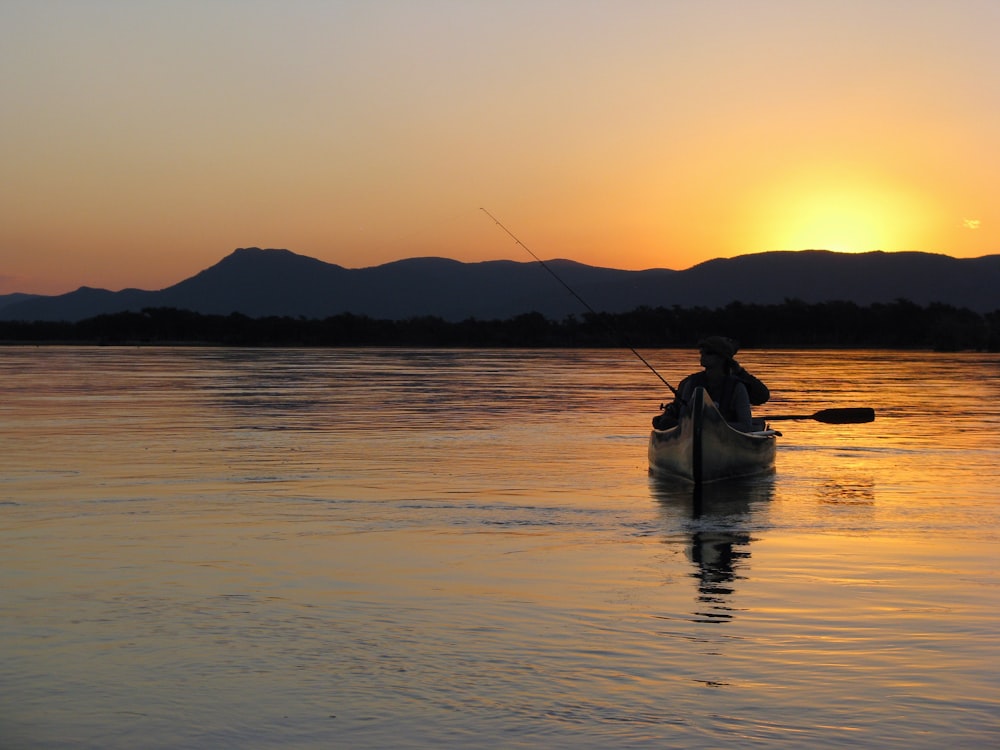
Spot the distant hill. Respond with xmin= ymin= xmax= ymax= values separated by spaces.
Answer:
xmin=1 ymin=247 xmax=998 ymax=323
xmin=0 ymin=292 xmax=42 ymax=309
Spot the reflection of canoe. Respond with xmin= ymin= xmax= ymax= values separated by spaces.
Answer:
xmin=648 ymin=387 xmax=778 ymax=484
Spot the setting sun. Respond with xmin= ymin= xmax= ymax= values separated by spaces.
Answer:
xmin=744 ymin=174 xmax=938 ymax=255
xmin=777 ymin=189 xmax=884 ymax=253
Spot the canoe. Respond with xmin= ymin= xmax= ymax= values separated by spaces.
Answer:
xmin=648 ymin=387 xmax=778 ymax=483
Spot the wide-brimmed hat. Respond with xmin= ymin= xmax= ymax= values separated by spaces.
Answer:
xmin=698 ymin=335 xmax=738 ymax=359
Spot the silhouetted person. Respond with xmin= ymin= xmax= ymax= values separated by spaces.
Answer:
xmin=653 ymin=336 xmax=769 ymax=432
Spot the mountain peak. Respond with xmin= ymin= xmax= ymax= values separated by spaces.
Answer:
xmin=230 ymin=246 xmax=292 ymax=256
xmin=224 ymin=247 xmax=307 ymax=262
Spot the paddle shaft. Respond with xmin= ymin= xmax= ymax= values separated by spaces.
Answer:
xmin=764 ymin=407 xmax=875 ymax=424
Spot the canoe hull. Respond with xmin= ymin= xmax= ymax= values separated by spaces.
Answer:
xmin=648 ymin=387 xmax=777 ymax=483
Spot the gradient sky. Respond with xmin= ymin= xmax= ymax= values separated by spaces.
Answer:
xmin=2 ymin=0 xmax=998 ymax=295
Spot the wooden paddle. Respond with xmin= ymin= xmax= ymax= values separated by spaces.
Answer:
xmin=764 ymin=407 xmax=875 ymax=424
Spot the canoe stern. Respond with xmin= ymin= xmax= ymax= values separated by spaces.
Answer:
xmin=648 ymin=387 xmax=777 ymax=483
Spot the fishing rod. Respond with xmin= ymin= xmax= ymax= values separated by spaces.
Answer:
xmin=480 ymin=208 xmax=677 ymax=395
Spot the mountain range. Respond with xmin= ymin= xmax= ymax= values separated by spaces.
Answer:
xmin=2 ymin=247 xmax=998 ymax=323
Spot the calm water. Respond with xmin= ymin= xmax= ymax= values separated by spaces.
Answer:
xmin=2 ymin=347 xmax=998 ymax=749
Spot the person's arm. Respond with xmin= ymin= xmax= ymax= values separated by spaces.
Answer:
xmin=732 ymin=360 xmax=770 ymax=405
xmin=652 ymin=376 xmax=692 ymax=428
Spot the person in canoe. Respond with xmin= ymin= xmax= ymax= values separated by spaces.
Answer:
xmin=653 ymin=336 xmax=769 ymax=433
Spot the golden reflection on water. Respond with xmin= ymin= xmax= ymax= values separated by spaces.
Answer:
xmin=817 ymin=475 xmax=876 ymax=505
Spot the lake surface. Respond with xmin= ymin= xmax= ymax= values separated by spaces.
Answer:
xmin=2 ymin=346 xmax=998 ymax=749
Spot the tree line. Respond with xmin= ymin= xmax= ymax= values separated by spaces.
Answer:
xmin=1 ymin=299 xmax=998 ymax=351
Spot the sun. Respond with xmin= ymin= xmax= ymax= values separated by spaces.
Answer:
xmin=769 ymin=187 xmax=894 ymax=253
xmin=744 ymin=172 xmax=933 ymax=255
xmin=776 ymin=193 xmax=890 ymax=253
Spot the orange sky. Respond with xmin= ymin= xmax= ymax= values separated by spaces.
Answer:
xmin=2 ymin=1 xmax=997 ymax=295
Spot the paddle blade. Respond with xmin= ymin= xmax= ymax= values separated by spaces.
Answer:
xmin=765 ymin=407 xmax=876 ymax=424
xmin=813 ymin=407 xmax=875 ymax=424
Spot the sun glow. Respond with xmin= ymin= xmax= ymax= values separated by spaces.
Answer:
xmin=747 ymin=177 xmax=935 ymax=254
xmin=776 ymin=191 xmax=884 ymax=253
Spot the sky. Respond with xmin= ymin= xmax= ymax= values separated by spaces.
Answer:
xmin=2 ymin=0 xmax=998 ymax=295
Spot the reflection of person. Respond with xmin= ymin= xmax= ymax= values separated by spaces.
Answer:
xmin=690 ymin=527 xmax=752 ymax=606
xmin=653 ymin=336 xmax=770 ymax=433
xmin=650 ymin=476 xmax=772 ymax=624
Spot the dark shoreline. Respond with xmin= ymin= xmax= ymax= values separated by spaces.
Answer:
xmin=1 ymin=300 xmax=998 ymax=352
